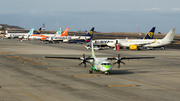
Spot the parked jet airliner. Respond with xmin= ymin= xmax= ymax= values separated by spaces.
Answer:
xmin=4 ymin=28 xmax=34 ymax=39
xmin=107 ymin=28 xmax=176 ymax=50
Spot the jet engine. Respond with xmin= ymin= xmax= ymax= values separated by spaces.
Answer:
xmin=129 ymin=45 xmax=138 ymax=50
xmin=63 ymin=39 xmax=69 ymax=43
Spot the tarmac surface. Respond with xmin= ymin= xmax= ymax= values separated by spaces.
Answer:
xmin=0 ymin=38 xmax=180 ymax=101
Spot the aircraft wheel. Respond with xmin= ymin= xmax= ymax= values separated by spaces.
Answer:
xmin=105 ymin=71 xmax=110 ymax=75
xmin=89 ymin=70 xmax=93 ymax=73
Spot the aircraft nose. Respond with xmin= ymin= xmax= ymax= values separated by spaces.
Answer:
xmin=103 ymin=65 xmax=112 ymax=70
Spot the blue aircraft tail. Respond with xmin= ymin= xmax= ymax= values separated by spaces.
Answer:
xmin=142 ymin=27 xmax=155 ymax=39
xmin=28 ymin=28 xmax=34 ymax=35
xmin=34 ymin=28 xmax=42 ymax=34
xmin=84 ymin=27 xmax=94 ymax=39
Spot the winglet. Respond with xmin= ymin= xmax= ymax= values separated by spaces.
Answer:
xmin=154 ymin=38 xmax=157 ymax=43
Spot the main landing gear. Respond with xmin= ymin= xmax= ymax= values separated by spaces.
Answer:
xmin=89 ymin=69 xmax=110 ymax=75
xmin=88 ymin=69 xmax=93 ymax=73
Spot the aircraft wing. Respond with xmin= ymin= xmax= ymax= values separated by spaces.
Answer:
xmin=45 ymin=56 xmax=94 ymax=68
xmin=106 ymin=57 xmax=155 ymax=60
xmin=135 ymin=38 xmax=157 ymax=47
xmin=45 ymin=56 xmax=94 ymax=60
xmin=45 ymin=56 xmax=81 ymax=59
xmin=121 ymin=57 xmax=155 ymax=60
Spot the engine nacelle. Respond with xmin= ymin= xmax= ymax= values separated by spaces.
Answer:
xmin=129 ymin=45 xmax=138 ymax=50
xmin=63 ymin=39 xmax=69 ymax=43
xmin=107 ymin=42 xmax=115 ymax=47
xmin=18 ymin=36 xmax=23 ymax=38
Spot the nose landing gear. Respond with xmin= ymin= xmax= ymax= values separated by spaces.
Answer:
xmin=105 ymin=71 xmax=110 ymax=75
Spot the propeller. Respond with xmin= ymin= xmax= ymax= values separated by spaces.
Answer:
xmin=78 ymin=53 xmax=90 ymax=68
xmin=113 ymin=53 xmax=126 ymax=69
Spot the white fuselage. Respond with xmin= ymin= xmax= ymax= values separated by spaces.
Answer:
xmin=93 ymin=39 xmax=116 ymax=44
xmin=28 ymin=34 xmax=55 ymax=40
xmin=105 ymin=39 xmax=172 ymax=48
xmin=5 ymin=33 xmax=29 ymax=38
xmin=90 ymin=58 xmax=112 ymax=72
xmin=118 ymin=39 xmax=171 ymax=47
xmin=41 ymin=34 xmax=56 ymax=37
xmin=70 ymin=36 xmax=91 ymax=40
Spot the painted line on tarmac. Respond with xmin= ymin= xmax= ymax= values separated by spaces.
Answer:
xmin=6 ymin=56 xmax=21 ymax=58
xmin=8 ymin=51 xmax=27 ymax=54
xmin=47 ymin=67 xmax=67 ymax=69
xmin=0 ymin=52 xmax=8 ymax=54
xmin=107 ymin=85 xmax=139 ymax=87
xmin=111 ymin=75 xmax=180 ymax=92
xmin=73 ymin=75 xmax=99 ymax=77
xmin=23 ymin=92 xmax=43 ymax=101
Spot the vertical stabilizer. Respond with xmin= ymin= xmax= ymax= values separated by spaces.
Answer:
xmin=162 ymin=28 xmax=176 ymax=41
xmin=58 ymin=28 xmax=61 ymax=35
xmin=28 ymin=28 xmax=34 ymax=35
xmin=54 ymin=28 xmax=62 ymax=37
xmin=91 ymin=41 xmax=96 ymax=58
xmin=142 ymin=27 xmax=155 ymax=39
xmin=84 ymin=27 xmax=94 ymax=37
xmin=34 ymin=28 xmax=42 ymax=34
xmin=61 ymin=28 xmax=69 ymax=36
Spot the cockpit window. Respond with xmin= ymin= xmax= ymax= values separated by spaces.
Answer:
xmin=101 ymin=63 xmax=111 ymax=65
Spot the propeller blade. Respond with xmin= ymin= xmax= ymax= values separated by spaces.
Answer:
xmin=79 ymin=62 xmax=83 ymax=66
xmin=113 ymin=62 xmax=117 ymax=65
xmin=84 ymin=62 xmax=86 ymax=68
xmin=121 ymin=61 xmax=126 ymax=65
xmin=118 ymin=63 xmax=120 ymax=69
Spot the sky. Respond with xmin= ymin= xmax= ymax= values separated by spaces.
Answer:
xmin=0 ymin=0 xmax=180 ymax=33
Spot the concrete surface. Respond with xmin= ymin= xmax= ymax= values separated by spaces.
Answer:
xmin=0 ymin=39 xmax=180 ymax=101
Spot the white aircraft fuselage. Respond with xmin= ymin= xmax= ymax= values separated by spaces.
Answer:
xmin=89 ymin=58 xmax=112 ymax=72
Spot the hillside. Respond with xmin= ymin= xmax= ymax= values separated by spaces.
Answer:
xmin=0 ymin=24 xmax=24 ymax=29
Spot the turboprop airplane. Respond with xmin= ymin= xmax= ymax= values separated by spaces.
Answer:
xmin=4 ymin=28 xmax=34 ymax=39
xmin=45 ymin=41 xmax=155 ymax=75
xmin=107 ymin=28 xmax=176 ymax=50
